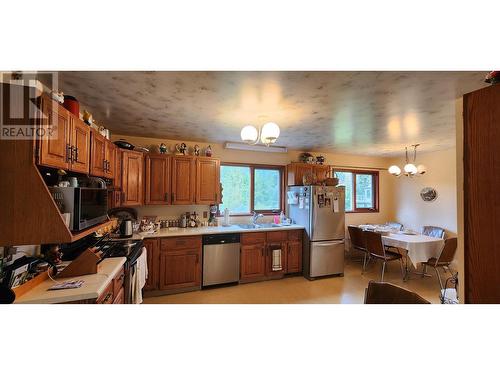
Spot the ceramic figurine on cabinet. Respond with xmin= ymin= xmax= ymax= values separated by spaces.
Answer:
xmin=175 ymin=143 xmax=187 ymax=155
xmin=194 ymin=144 xmax=200 ymax=156
xmin=316 ymin=155 xmax=325 ymax=165
xmin=205 ymin=145 xmax=212 ymax=157
xmin=159 ymin=143 xmax=168 ymax=154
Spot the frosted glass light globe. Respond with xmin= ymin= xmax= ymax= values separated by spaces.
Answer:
xmin=404 ymin=163 xmax=418 ymax=175
xmin=240 ymin=125 xmax=258 ymax=143
xmin=260 ymin=122 xmax=280 ymax=145
xmin=388 ymin=165 xmax=401 ymax=176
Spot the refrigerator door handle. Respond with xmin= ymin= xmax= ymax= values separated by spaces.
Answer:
xmin=313 ymin=240 xmax=345 ymax=246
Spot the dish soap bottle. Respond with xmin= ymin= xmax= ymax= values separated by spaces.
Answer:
xmin=279 ymin=211 xmax=286 ymax=224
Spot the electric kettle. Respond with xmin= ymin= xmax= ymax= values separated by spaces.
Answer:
xmin=120 ymin=219 xmax=133 ymax=238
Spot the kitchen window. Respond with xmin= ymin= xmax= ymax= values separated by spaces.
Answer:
xmin=333 ymin=169 xmax=379 ymax=213
xmin=219 ymin=163 xmax=284 ymax=215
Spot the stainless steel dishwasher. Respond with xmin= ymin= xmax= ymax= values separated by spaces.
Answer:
xmin=202 ymin=233 xmax=240 ymax=287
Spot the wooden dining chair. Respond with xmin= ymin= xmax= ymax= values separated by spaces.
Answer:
xmin=364 ymin=230 xmax=405 ymax=281
xmin=421 ymin=237 xmax=458 ymax=290
xmin=348 ymin=225 xmax=369 ymax=273
xmin=364 ymin=281 xmax=430 ymax=304
xmin=422 ymin=226 xmax=446 ymax=239
xmin=385 ymin=222 xmax=403 ymax=231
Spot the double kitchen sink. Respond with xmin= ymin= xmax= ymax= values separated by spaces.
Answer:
xmin=236 ymin=223 xmax=285 ymax=229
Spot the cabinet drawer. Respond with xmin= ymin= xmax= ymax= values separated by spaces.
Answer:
xmin=97 ymin=282 xmax=114 ymax=304
xmin=266 ymin=230 xmax=287 ymax=242
xmin=113 ymin=267 xmax=125 ymax=296
xmin=288 ymin=230 xmax=302 ymax=241
xmin=161 ymin=236 xmax=201 ymax=251
xmin=241 ymin=232 xmax=266 ymax=244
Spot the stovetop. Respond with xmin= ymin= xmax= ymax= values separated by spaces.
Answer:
xmin=99 ymin=239 xmax=144 ymax=264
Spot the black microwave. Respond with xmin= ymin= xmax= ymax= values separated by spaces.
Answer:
xmin=49 ymin=187 xmax=108 ymax=231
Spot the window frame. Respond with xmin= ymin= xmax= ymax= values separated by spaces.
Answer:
xmin=220 ymin=162 xmax=285 ymax=216
xmin=332 ymin=168 xmax=379 ymax=213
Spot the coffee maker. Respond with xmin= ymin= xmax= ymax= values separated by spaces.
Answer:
xmin=208 ymin=204 xmax=218 ymax=226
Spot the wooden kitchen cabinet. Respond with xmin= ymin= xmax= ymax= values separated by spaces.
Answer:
xmin=69 ymin=116 xmax=91 ymax=174
xmin=38 ymin=97 xmax=90 ymax=174
xmin=143 ymin=238 xmax=160 ymax=291
xmin=104 ymin=140 xmax=115 ymax=179
xmin=90 ymin=129 xmax=106 ymax=177
xmin=171 ymin=155 xmax=196 ymax=205
xmin=315 ymin=165 xmax=331 ymax=183
xmin=38 ymin=97 xmax=71 ymax=170
xmin=240 ymin=243 xmax=266 ymax=281
xmin=286 ymin=240 xmax=302 ymax=273
xmin=114 ymin=147 xmax=122 ymax=188
xmin=145 ymin=154 xmax=171 ymax=205
xmin=195 ymin=157 xmax=220 ymax=204
xmin=287 ymin=162 xmax=331 ymax=186
xmin=158 ymin=237 xmax=202 ymax=291
xmin=121 ymin=150 xmax=144 ymax=206
xmin=240 ymin=233 xmax=267 ymax=282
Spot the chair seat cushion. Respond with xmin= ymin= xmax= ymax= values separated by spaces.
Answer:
xmin=423 ymin=257 xmax=449 ymax=266
xmin=370 ymin=250 xmax=402 ymax=261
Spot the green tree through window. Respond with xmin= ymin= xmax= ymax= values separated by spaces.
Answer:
xmin=220 ymin=164 xmax=283 ymax=215
xmin=334 ymin=169 xmax=378 ymax=212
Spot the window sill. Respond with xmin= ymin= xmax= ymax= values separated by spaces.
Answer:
xmin=345 ymin=210 xmax=380 ymax=214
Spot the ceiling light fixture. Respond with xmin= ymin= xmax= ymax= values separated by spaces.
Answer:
xmin=388 ymin=144 xmax=426 ymax=177
xmin=224 ymin=142 xmax=288 ymax=153
xmin=240 ymin=122 xmax=280 ymax=146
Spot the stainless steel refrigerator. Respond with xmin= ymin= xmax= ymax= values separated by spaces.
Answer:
xmin=287 ymin=185 xmax=345 ymax=279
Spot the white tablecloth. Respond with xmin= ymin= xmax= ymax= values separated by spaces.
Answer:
xmin=382 ymin=233 xmax=444 ymax=267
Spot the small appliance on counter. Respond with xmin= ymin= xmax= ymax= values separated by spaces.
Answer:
xmin=120 ymin=219 xmax=133 ymax=238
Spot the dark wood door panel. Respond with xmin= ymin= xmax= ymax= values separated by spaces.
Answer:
xmin=464 ymin=84 xmax=500 ymax=303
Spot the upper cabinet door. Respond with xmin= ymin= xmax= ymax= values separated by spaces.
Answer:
xmin=145 ymin=154 xmax=171 ymax=205
xmin=69 ymin=116 xmax=90 ymax=174
xmin=104 ymin=140 xmax=115 ymax=179
xmin=171 ymin=156 xmax=195 ymax=205
xmin=195 ymin=157 xmax=220 ymax=204
xmin=114 ymin=147 xmax=122 ymax=189
xmin=38 ymin=98 xmax=70 ymax=170
xmin=287 ymin=163 xmax=315 ymax=186
xmin=121 ymin=150 xmax=144 ymax=206
xmin=314 ymin=165 xmax=330 ymax=183
xmin=90 ymin=130 xmax=106 ymax=177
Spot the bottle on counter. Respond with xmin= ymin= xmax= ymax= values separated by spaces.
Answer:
xmin=180 ymin=214 xmax=187 ymax=228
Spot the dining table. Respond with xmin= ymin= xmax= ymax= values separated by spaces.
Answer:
xmin=381 ymin=232 xmax=444 ymax=280
xmin=357 ymin=224 xmax=445 ymax=280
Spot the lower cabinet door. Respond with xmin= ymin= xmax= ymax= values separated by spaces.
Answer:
xmin=113 ymin=287 xmax=124 ymax=304
xmin=143 ymin=239 xmax=160 ymax=291
xmin=286 ymin=240 xmax=302 ymax=273
xmin=240 ymin=244 xmax=266 ymax=280
xmin=159 ymin=248 xmax=201 ymax=290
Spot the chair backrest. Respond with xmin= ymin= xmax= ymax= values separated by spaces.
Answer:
xmin=422 ymin=226 xmax=446 ymax=239
xmin=364 ymin=230 xmax=386 ymax=258
xmin=437 ymin=237 xmax=458 ymax=264
xmin=364 ymin=281 xmax=431 ymax=304
xmin=348 ymin=225 xmax=366 ymax=251
xmin=385 ymin=222 xmax=403 ymax=231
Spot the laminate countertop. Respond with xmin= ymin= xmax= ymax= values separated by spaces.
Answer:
xmin=15 ymin=257 xmax=126 ymax=304
xmin=118 ymin=224 xmax=305 ymax=240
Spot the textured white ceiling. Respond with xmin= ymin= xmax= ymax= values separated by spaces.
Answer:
xmin=59 ymin=71 xmax=487 ymax=156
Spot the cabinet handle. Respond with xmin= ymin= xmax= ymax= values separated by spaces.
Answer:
xmin=102 ymin=292 xmax=113 ymax=304
xmin=74 ymin=147 xmax=79 ymax=162
xmin=165 ymin=192 xmax=168 ymax=202
xmin=122 ymin=192 xmax=126 ymax=203
xmin=171 ymin=192 xmax=175 ymax=203
xmin=66 ymin=144 xmax=73 ymax=162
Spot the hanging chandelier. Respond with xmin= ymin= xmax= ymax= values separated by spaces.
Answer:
xmin=240 ymin=122 xmax=280 ymax=146
xmin=388 ymin=144 xmax=426 ymax=177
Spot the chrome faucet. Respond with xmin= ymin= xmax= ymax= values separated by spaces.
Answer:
xmin=251 ymin=212 xmax=264 ymax=225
